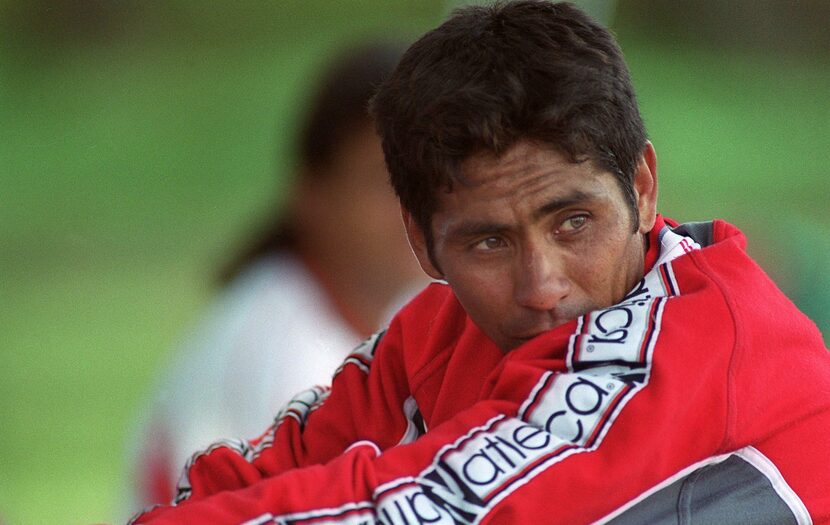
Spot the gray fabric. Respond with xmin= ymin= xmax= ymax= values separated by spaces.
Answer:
xmin=672 ymin=221 xmax=715 ymax=248
xmin=607 ymin=455 xmax=798 ymax=525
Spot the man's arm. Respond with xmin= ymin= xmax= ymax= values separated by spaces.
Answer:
xmin=128 ymin=326 xmax=727 ymax=525
xmin=133 ymin=329 xmax=830 ymax=525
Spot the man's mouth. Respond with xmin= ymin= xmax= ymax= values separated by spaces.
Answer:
xmin=510 ymin=314 xmax=581 ymax=344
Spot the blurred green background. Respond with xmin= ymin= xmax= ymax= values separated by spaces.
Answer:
xmin=1 ymin=1 xmax=828 ymax=523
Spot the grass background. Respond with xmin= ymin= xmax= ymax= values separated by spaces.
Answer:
xmin=1 ymin=1 xmax=828 ymax=523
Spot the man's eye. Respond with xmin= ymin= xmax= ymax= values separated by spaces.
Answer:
xmin=475 ymin=237 xmax=506 ymax=250
xmin=557 ymin=215 xmax=588 ymax=234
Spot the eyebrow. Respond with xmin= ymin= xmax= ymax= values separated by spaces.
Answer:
xmin=445 ymin=221 xmax=512 ymax=242
xmin=532 ymin=190 xmax=599 ymax=221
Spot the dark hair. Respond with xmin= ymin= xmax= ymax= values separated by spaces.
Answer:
xmin=371 ymin=1 xmax=647 ymax=250
xmin=219 ymin=41 xmax=403 ymax=284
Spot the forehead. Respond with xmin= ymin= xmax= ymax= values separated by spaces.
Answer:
xmin=462 ymin=142 xmax=578 ymax=187
xmin=434 ymin=141 xmax=616 ymax=217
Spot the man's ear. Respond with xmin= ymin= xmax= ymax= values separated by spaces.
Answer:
xmin=401 ymin=205 xmax=443 ymax=280
xmin=633 ymin=141 xmax=659 ymax=234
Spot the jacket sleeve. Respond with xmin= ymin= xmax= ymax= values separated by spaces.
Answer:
xmin=129 ymin=285 xmax=731 ymax=524
xmin=131 ymin=402 xmax=519 ymax=524
xmin=128 ymin=324 xmax=733 ymax=525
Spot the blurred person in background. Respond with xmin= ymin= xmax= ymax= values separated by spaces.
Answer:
xmin=124 ymin=41 xmax=425 ymax=510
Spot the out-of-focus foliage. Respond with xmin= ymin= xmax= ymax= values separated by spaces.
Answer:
xmin=0 ymin=1 xmax=827 ymax=523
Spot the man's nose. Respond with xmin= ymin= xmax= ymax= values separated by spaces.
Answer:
xmin=514 ymin=245 xmax=571 ymax=311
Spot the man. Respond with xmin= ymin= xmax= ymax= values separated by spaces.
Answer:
xmin=125 ymin=42 xmax=424 ymax=511
xmin=132 ymin=2 xmax=830 ymax=523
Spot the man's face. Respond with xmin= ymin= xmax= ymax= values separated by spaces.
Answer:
xmin=404 ymin=140 xmax=657 ymax=351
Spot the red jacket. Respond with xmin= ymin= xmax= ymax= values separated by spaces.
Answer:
xmin=132 ymin=217 xmax=830 ymax=524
